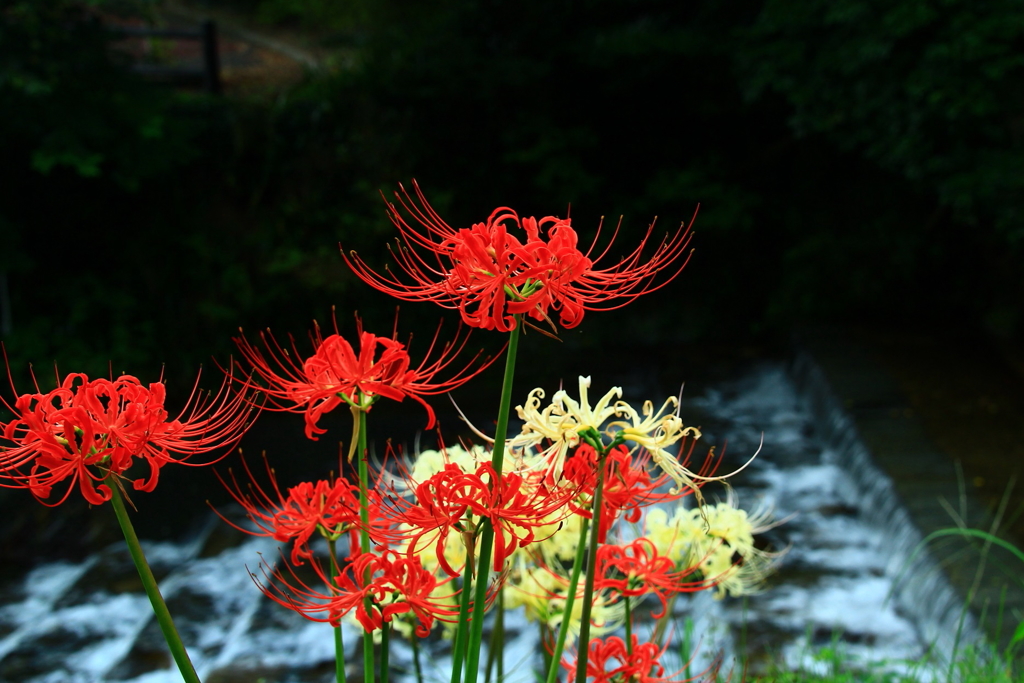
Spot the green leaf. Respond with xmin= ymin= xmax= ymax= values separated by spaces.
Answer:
xmin=1011 ymin=620 xmax=1024 ymax=646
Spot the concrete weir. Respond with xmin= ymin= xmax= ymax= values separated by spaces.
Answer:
xmin=792 ymin=327 xmax=1024 ymax=657
xmin=790 ymin=347 xmax=979 ymax=658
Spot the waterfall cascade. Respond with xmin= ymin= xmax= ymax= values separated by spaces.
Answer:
xmin=789 ymin=351 xmax=982 ymax=658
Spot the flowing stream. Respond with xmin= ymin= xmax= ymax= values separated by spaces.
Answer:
xmin=0 ymin=359 xmax=977 ymax=682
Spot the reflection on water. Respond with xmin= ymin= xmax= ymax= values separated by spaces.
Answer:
xmin=0 ymin=363 xmax=971 ymax=681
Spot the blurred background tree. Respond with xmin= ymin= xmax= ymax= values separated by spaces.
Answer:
xmin=1 ymin=0 xmax=1022 ymax=390
xmin=737 ymin=0 xmax=1024 ymax=333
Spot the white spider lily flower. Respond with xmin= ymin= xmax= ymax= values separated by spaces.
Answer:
xmin=553 ymin=375 xmax=624 ymax=432
xmin=608 ymin=396 xmax=702 ymax=495
xmin=510 ymin=375 xmax=758 ymax=503
xmin=509 ymin=376 xmax=623 ymax=476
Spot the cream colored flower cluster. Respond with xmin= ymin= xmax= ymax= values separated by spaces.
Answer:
xmin=644 ymin=498 xmax=779 ymax=599
xmin=381 ymin=375 xmax=780 ymax=642
xmin=497 ymin=499 xmax=777 ymax=645
xmin=509 ymin=376 xmax=703 ymax=495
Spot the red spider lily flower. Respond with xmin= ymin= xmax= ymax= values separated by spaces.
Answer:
xmin=561 ymin=437 xmax=724 ymax=542
xmin=233 ymin=314 xmax=494 ymax=440
xmin=341 ymin=181 xmax=696 ymax=333
xmin=470 ymin=463 xmax=577 ymax=573
xmin=392 ymin=461 xmax=484 ymax=577
xmin=356 ymin=550 xmax=456 ymax=636
xmin=388 ymin=459 xmax=577 ymax=575
xmin=592 ymin=538 xmax=707 ymax=619
xmin=0 ymin=362 xmax=252 ymax=506
xmin=563 ymin=444 xmax=683 ymax=542
xmin=255 ymin=549 xmax=460 ymax=637
xmin=566 ymin=635 xmax=689 ymax=683
xmin=212 ymin=454 xmax=386 ymax=566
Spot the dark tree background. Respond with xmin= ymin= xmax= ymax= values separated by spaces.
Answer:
xmin=2 ymin=0 xmax=1022 ymax=390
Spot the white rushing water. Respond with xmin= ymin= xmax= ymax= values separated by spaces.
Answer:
xmin=673 ymin=364 xmax=936 ymax=678
xmin=0 ymin=363 xmax=964 ymax=682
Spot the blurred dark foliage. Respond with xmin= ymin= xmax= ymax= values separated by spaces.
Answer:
xmin=1 ymin=0 xmax=1023 ymax=402
xmin=736 ymin=0 xmax=1024 ymax=336
xmin=739 ymin=0 xmax=1024 ymax=239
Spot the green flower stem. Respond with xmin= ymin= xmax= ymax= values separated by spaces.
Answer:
xmin=449 ymin=566 xmax=476 ymax=683
xmin=464 ymin=520 xmax=494 ymax=682
xmin=496 ymin=589 xmax=504 ymax=683
xmin=679 ymin=617 xmax=694 ymax=682
xmin=540 ymin=624 xmax=553 ymax=678
xmin=624 ymin=597 xmax=633 ymax=656
xmin=108 ymin=480 xmax=201 ymax=683
xmin=353 ymin=406 xmax=371 ymax=554
xmin=484 ymin=621 xmax=496 ymax=683
xmin=545 ymin=515 xmax=590 ymax=683
xmin=488 ymin=315 xmax=522 ymax=477
xmin=464 ymin=316 xmax=522 ymax=683
xmin=328 ymin=539 xmax=346 ymax=683
xmin=484 ymin=589 xmax=505 ymax=683
xmin=352 ymin=405 xmax=375 ymax=683
xmin=380 ymin=622 xmax=391 ymax=683
xmin=574 ymin=445 xmax=611 ymax=683
xmin=449 ymin=568 xmax=474 ymax=683
xmin=411 ymin=631 xmax=424 ymax=683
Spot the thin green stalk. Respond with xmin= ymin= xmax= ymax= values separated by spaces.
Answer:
xmin=450 ymin=577 xmax=473 ymax=683
xmin=996 ymin=584 xmax=1007 ymax=644
xmin=496 ymin=589 xmax=504 ymax=683
xmin=449 ymin=569 xmax=474 ymax=683
xmin=465 ymin=520 xmax=496 ymax=682
xmin=573 ymin=445 xmax=610 ymax=683
xmin=411 ymin=631 xmax=424 ymax=683
xmin=353 ymin=406 xmax=372 ymax=555
xmin=923 ymin=528 xmax=1024 ymax=565
xmin=329 ymin=539 xmax=346 ymax=683
xmin=487 ymin=317 xmax=522 ymax=476
xmin=485 ymin=620 xmax=496 ymax=683
xmin=108 ymin=480 xmax=201 ymax=683
xmin=679 ymin=616 xmax=694 ymax=682
xmin=464 ymin=318 xmax=522 ymax=683
xmin=624 ymin=597 xmax=632 ymax=655
xmin=485 ymin=589 xmax=505 ymax=683
xmin=540 ymin=624 xmax=553 ymax=680
xmin=380 ymin=622 xmax=391 ymax=683
xmin=545 ymin=516 xmax=590 ymax=683
xmin=352 ymin=406 xmax=375 ymax=683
